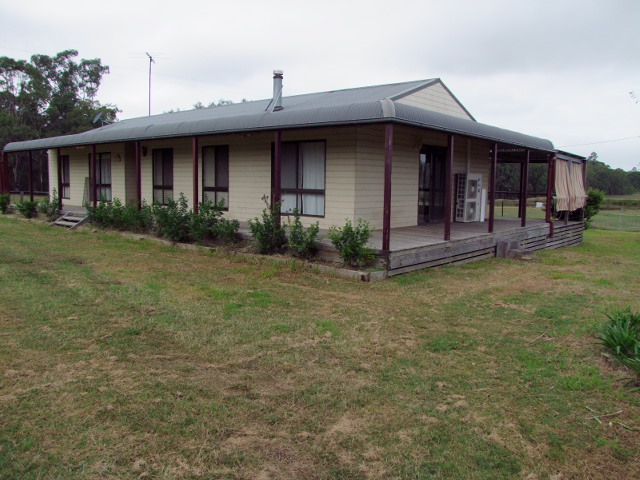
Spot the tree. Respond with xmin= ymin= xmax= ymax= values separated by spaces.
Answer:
xmin=586 ymin=152 xmax=636 ymax=195
xmin=0 ymin=50 xmax=118 ymax=149
xmin=0 ymin=50 xmax=118 ymax=194
xmin=193 ymin=99 xmax=235 ymax=109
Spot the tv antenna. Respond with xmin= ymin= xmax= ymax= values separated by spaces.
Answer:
xmin=146 ymin=52 xmax=155 ymax=116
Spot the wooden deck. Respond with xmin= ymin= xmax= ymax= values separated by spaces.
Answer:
xmin=313 ymin=218 xmax=585 ymax=275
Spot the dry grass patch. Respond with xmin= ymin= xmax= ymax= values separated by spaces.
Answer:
xmin=1 ymin=219 xmax=639 ymax=479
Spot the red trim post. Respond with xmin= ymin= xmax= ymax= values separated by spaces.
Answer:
xmin=273 ymin=130 xmax=282 ymax=226
xmin=135 ymin=141 xmax=142 ymax=210
xmin=545 ymin=155 xmax=555 ymax=237
xmin=521 ymin=149 xmax=530 ymax=227
xmin=28 ymin=150 xmax=34 ymax=202
xmin=488 ymin=143 xmax=498 ymax=233
xmin=382 ymin=124 xmax=394 ymax=252
xmin=91 ymin=144 xmax=97 ymax=207
xmin=581 ymin=158 xmax=588 ymax=222
xmin=192 ymin=136 xmax=199 ymax=214
xmin=56 ymin=148 xmax=63 ymax=210
xmin=444 ymin=134 xmax=454 ymax=241
xmin=0 ymin=151 xmax=9 ymax=194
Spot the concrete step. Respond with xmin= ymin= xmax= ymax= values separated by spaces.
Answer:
xmin=54 ymin=220 xmax=79 ymax=227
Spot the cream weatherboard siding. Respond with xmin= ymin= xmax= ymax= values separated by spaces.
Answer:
xmin=353 ymin=126 xmax=492 ymax=228
xmin=48 ymin=124 xmax=493 ymax=230
xmin=56 ymin=147 xmax=89 ymax=206
xmin=109 ymin=145 xmax=127 ymax=202
xmin=396 ymin=82 xmax=473 ymax=120
xmin=47 ymin=149 xmax=58 ymax=200
xmin=354 ymin=125 xmax=449 ymax=229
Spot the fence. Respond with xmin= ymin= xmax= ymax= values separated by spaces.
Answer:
xmin=591 ymin=209 xmax=640 ymax=232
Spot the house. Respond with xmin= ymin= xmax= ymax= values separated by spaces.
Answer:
xmin=0 ymin=72 xmax=587 ymax=275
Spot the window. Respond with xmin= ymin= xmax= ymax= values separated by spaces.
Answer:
xmin=202 ymin=145 xmax=229 ymax=209
xmin=96 ymin=153 xmax=112 ymax=201
xmin=60 ymin=155 xmax=70 ymax=199
xmin=153 ymin=148 xmax=173 ymax=204
xmin=278 ymin=141 xmax=325 ymax=216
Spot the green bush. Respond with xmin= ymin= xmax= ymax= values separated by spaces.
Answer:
xmin=0 ymin=193 xmax=10 ymax=214
xmin=39 ymin=190 xmax=60 ymax=221
xmin=88 ymin=198 xmax=152 ymax=232
xmin=152 ymin=193 xmax=192 ymax=242
xmin=248 ymin=196 xmax=287 ymax=254
xmin=328 ymin=218 xmax=374 ymax=267
xmin=286 ymin=208 xmax=320 ymax=259
xmin=599 ymin=308 xmax=640 ymax=376
xmin=212 ymin=217 xmax=240 ymax=243
xmin=16 ymin=200 xmax=38 ymax=219
xmin=584 ymin=188 xmax=605 ymax=229
xmin=188 ymin=198 xmax=223 ymax=242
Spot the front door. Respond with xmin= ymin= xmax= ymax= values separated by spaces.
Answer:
xmin=418 ymin=145 xmax=447 ymax=224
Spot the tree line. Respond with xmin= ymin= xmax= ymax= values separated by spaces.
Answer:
xmin=1 ymin=50 xmax=118 ymax=193
xmin=497 ymin=152 xmax=640 ymax=198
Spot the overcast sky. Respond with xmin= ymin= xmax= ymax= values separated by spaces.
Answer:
xmin=1 ymin=0 xmax=639 ymax=170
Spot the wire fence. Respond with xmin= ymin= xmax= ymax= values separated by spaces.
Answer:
xmin=591 ymin=209 xmax=640 ymax=232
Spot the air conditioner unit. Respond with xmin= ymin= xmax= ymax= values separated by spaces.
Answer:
xmin=455 ymin=173 xmax=483 ymax=222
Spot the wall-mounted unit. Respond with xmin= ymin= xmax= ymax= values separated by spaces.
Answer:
xmin=455 ymin=173 xmax=483 ymax=222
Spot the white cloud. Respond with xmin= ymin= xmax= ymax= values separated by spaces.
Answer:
xmin=1 ymin=0 xmax=639 ymax=169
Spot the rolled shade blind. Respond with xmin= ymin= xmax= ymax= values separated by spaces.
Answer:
xmin=555 ymin=158 xmax=586 ymax=211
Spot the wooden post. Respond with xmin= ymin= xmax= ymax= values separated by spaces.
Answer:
xmin=28 ymin=150 xmax=34 ymax=202
xmin=444 ymin=134 xmax=454 ymax=241
xmin=521 ymin=150 xmax=530 ymax=227
xmin=91 ymin=145 xmax=97 ymax=207
xmin=0 ymin=151 xmax=9 ymax=194
xmin=192 ymin=136 xmax=199 ymax=214
xmin=488 ymin=143 xmax=497 ymax=233
xmin=135 ymin=141 xmax=142 ymax=210
xmin=382 ymin=124 xmax=394 ymax=252
xmin=56 ymin=148 xmax=63 ymax=210
xmin=273 ymin=130 xmax=282 ymax=226
xmin=517 ymin=161 xmax=524 ymax=218
xmin=520 ymin=149 xmax=531 ymax=227
xmin=581 ymin=159 xmax=587 ymax=222
xmin=545 ymin=155 xmax=555 ymax=238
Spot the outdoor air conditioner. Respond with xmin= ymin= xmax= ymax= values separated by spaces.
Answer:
xmin=455 ymin=173 xmax=483 ymax=222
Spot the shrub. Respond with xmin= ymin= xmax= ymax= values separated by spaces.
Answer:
xmin=190 ymin=198 xmax=225 ymax=242
xmin=152 ymin=193 xmax=192 ymax=242
xmin=328 ymin=218 xmax=375 ymax=267
xmin=584 ymin=188 xmax=605 ymax=229
xmin=213 ymin=217 xmax=240 ymax=243
xmin=0 ymin=193 xmax=10 ymax=214
xmin=248 ymin=196 xmax=287 ymax=254
xmin=599 ymin=308 xmax=640 ymax=376
xmin=286 ymin=208 xmax=320 ymax=259
xmin=16 ymin=200 xmax=38 ymax=219
xmin=88 ymin=198 xmax=152 ymax=232
xmin=39 ymin=190 xmax=60 ymax=221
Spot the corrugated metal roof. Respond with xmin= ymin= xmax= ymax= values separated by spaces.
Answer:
xmin=3 ymin=78 xmax=554 ymax=153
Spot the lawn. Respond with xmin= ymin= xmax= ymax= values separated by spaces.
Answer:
xmin=1 ymin=218 xmax=639 ymax=479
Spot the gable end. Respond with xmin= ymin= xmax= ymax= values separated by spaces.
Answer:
xmin=392 ymin=79 xmax=476 ymax=121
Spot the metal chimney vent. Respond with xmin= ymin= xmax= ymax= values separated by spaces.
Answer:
xmin=271 ymin=70 xmax=284 ymax=112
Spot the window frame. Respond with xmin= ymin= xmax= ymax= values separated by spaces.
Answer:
xmin=272 ymin=139 xmax=326 ymax=218
xmin=60 ymin=155 xmax=70 ymax=199
xmin=152 ymin=148 xmax=174 ymax=205
xmin=96 ymin=152 xmax=112 ymax=202
xmin=201 ymin=145 xmax=229 ymax=210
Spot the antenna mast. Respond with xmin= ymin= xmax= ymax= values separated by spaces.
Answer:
xmin=146 ymin=52 xmax=155 ymax=116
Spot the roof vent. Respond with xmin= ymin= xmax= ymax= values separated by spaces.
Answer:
xmin=270 ymin=70 xmax=284 ymax=112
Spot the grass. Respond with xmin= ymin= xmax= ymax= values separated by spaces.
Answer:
xmin=1 ymin=218 xmax=639 ymax=479
xmin=591 ymin=209 xmax=640 ymax=232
